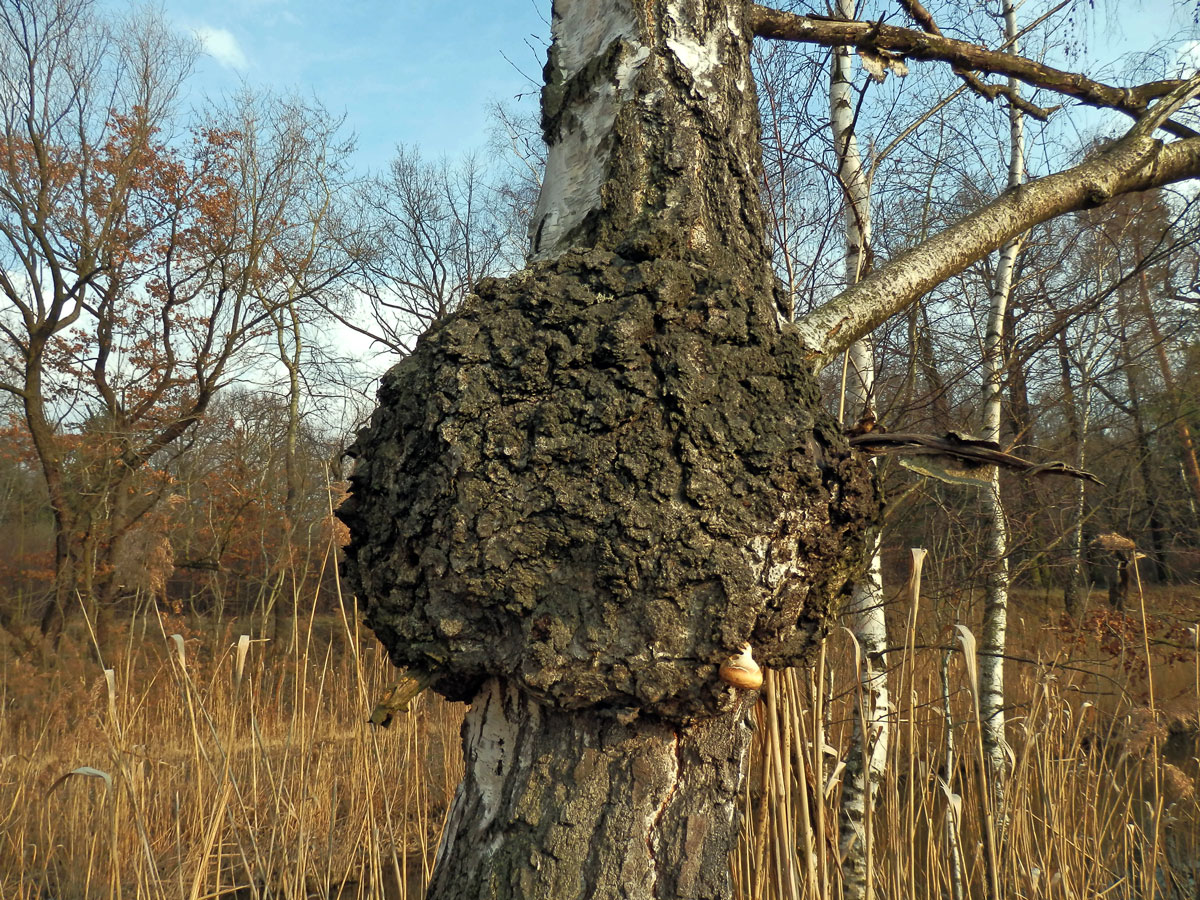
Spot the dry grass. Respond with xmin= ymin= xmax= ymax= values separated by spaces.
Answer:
xmin=2 ymin=575 xmax=1197 ymax=899
xmin=735 ymin=578 xmax=1200 ymax=900
xmin=0 ymin=598 xmax=463 ymax=900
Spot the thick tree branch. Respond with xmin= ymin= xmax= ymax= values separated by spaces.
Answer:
xmin=793 ymin=131 xmax=1200 ymax=365
xmin=749 ymin=5 xmax=1198 ymax=139
xmin=895 ymin=0 xmax=1055 ymax=120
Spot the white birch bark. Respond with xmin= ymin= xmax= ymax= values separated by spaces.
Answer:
xmin=527 ymin=0 xmax=647 ymax=259
xmin=979 ymin=0 xmax=1024 ymax=794
xmin=830 ymin=9 xmax=889 ymax=897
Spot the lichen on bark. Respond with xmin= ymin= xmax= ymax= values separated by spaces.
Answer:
xmin=340 ymin=242 xmax=876 ymax=722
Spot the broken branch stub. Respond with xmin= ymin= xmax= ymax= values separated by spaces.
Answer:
xmin=339 ymin=0 xmax=877 ymax=724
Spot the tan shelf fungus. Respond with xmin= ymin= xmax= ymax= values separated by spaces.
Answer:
xmin=718 ymin=644 xmax=763 ymax=691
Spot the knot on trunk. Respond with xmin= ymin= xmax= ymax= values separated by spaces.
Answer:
xmin=340 ymin=248 xmax=876 ymax=721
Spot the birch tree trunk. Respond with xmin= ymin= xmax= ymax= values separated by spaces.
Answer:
xmin=979 ymin=0 xmax=1024 ymax=791
xmin=341 ymin=3 xmax=1200 ymax=895
xmin=341 ymin=3 xmax=876 ymax=897
xmin=830 ymin=8 xmax=889 ymax=897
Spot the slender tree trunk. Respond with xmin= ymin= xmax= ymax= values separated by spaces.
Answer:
xmin=1134 ymin=263 xmax=1200 ymax=517
xmin=1057 ymin=331 xmax=1091 ymax=616
xmin=830 ymin=11 xmax=889 ymax=898
xmin=979 ymin=0 xmax=1024 ymax=796
xmin=1116 ymin=329 xmax=1170 ymax=583
xmin=916 ymin=306 xmax=951 ymax=428
xmin=24 ymin=360 xmax=79 ymax=639
xmin=265 ymin=297 xmax=305 ymax=642
xmin=1003 ymin=301 xmax=1032 ymax=445
xmin=26 ymin=342 xmax=163 ymax=640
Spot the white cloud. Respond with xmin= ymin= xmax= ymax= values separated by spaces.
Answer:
xmin=194 ymin=26 xmax=248 ymax=71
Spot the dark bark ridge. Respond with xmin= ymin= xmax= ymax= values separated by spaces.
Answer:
xmin=341 ymin=245 xmax=876 ymax=722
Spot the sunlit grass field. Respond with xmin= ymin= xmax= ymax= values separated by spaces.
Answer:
xmin=2 ymin=577 xmax=1197 ymax=899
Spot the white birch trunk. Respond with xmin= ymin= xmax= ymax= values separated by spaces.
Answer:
xmin=831 ymin=10 xmax=889 ymax=897
xmin=344 ymin=4 xmax=882 ymax=896
xmin=527 ymin=0 xmax=649 ymax=260
xmin=979 ymin=0 xmax=1024 ymax=793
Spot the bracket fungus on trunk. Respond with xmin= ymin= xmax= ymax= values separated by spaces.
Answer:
xmin=339 ymin=0 xmax=877 ymax=726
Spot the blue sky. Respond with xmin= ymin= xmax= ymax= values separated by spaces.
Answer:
xmin=160 ymin=0 xmax=551 ymax=173
xmin=156 ymin=0 xmax=1196 ymax=178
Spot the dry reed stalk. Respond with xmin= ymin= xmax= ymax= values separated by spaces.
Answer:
xmin=902 ymin=549 xmax=925 ymax=897
xmin=1131 ymin=555 xmax=1166 ymax=900
xmin=956 ymin=622 xmax=1001 ymax=900
xmin=765 ymin=669 xmax=799 ymax=900
xmin=783 ymin=670 xmax=819 ymax=898
xmin=940 ymin=650 xmax=965 ymax=900
xmin=810 ymin=644 xmax=828 ymax=900
xmin=1 ymin=532 xmax=465 ymax=900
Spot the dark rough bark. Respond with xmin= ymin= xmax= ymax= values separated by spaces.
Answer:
xmin=341 ymin=248 xmax=875 ymax=720
xmin=340 ymin=1 xmax=877 ymax=896
xmin=427 ymin=679 xmax=756 ymax=899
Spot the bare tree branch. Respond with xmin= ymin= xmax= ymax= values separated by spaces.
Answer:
xmin=894 ymin=0 xmax=1055 ymax=121
xmin=793 ymin=130 xmax=1200 ymax=364
xmin=749 ymin=4 xmax=1198 ymax=139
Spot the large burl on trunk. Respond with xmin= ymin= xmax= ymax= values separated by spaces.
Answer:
xmin=339 ymin=1 xmax=876 ymax=896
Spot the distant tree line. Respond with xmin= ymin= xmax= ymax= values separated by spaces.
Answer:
xmin=0 ymin=0 xmax=528 ymax=644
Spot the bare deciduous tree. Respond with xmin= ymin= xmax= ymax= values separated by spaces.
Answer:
xmin=0 ymin=0 xmax=355 ymax=637
xmin=344 ymin=147 xmax=513 ymax=355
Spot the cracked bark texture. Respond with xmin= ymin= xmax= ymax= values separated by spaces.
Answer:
xmin=340 ymin=0 xmax=877 ymax=896
xmin=343 ymin=249 xmax=874 ymax=718
xmin=426 ymin=680 xmax=755 ymax=899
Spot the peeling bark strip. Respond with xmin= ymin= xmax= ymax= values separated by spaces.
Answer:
xmin=428 ymin=679 xmax=755 ymax=900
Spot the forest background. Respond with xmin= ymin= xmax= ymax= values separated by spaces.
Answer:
xmin=1 ymin=0 xmax=1199 ymax=897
